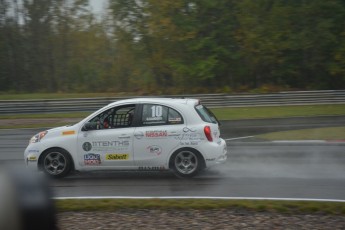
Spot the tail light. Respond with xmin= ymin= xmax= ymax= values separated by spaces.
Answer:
xmin=204 ymin=126 xmax=213 ymax=142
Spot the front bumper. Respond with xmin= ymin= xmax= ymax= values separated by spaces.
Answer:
xmin=24 ymin=146 xmax=41 ymax=171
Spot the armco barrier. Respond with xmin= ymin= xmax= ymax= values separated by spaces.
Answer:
xmin=0 ymin=90 xmax=344 ymax=114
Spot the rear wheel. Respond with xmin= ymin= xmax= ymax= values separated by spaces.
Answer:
xmin=41 ymin=148 xmax=72 ymax=178
xmin=171 ymin=149 xmax=201 ymax=178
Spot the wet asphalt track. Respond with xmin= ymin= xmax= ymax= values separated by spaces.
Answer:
xmin=0 ymin=116 xmax=344 ymax=199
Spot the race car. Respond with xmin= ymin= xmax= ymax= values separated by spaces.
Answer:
xmin=24 ymin=98 xmax=227 ymax=178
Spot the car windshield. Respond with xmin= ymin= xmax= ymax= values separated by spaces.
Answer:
xmin=195 ymin=104 xmax=218 ymax=124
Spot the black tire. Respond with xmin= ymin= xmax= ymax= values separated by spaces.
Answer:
xmin=170 ymin=148 xmax=202 ymax=178
xmin=40 ymin=148 xmax=72 ymax=178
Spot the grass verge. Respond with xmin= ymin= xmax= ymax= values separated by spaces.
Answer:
xmin=55 ymin=199 xmax=345 ymax=215
xmin=212 ymin=104 xmax=345 ymax=120
xmin=257 ymin=126 xmax=345 ymax=141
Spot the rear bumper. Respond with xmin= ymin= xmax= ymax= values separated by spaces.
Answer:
xmin=215 ymin=152 xmax=227 ymax=164
xmin=203 ymin=138 xmax=228 ymax=168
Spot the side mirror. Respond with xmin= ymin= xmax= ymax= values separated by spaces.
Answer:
xmin=82 ymin=122 xmax=97 ymax=131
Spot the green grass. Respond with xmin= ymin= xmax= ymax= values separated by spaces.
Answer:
xmin=212 ymin=104 xmax=345 ymax=120
xmin=257 ymin=126 xmax=345 ymax=141
xmin=55 ymin=199 xmax=345 ymax=215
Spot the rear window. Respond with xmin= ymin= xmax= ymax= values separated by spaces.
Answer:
xmin=195 ymin=104 xmax=218 ymax=124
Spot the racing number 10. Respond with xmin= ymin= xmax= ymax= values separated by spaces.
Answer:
xmin=151 ymin=105 xmax=162 ymax=117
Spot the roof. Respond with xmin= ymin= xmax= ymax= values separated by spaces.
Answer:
xmin=107 ymin=97 xmax=199 ymax=107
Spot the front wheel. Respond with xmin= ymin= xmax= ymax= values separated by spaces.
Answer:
xmin=171 ymin=149 xmax=201 ymax=178
xmin=41 ymin=148 xmax=72 ymax=178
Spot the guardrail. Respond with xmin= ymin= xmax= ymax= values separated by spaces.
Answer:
xmin=0 ymin=90 xmax=344 ymax=114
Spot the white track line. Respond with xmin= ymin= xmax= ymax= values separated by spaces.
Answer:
xmin=225 ymin=136 xmax=254 ymax=141
xmin=272 ymin=140 xmax=326 ymax=143
xmin=53 ymin=196 xmax=345 ymax=202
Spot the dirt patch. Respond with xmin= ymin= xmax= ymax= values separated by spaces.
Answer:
xmin=57 ymin=209 xmax=345 ymax=230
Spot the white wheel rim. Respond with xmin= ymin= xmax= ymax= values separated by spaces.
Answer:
xmin=174 ymin=150 xmax=198 ymax=175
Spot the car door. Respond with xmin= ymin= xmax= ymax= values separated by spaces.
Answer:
xmin=133 ymin=103 xmax=185 ymax=169
xmin=77 ymin=104 xmax=137 ymax=169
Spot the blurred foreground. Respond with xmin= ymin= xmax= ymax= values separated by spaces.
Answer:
xmin=0 ymin=167 xmax=57 ymax=230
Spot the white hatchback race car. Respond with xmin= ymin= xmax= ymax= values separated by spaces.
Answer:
xmin=24 ymin=98 xmax=227 ymax=178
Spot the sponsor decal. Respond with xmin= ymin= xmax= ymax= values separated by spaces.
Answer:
xmin=92 ymin=141 xmax=129 ymax=151
xmin=177 ymin=129 xmax=204 ymax=145
xmin=62 ymin=130 xmax=75 ymax=136
xmin=92 ymin=141 xmax=129 ymax=147
xmin=105 ymin=153 xmax=129 ymax=160
xmin=147 ymin=145 xmax=162 ymax=156
xmin=168 ymin=117 xmax=182 ymax=124
xmin=143 ymin=105 xmax=166 ymax=125
xmin=180 ymin=141 xmax=199 ymax=146
xmin=169 ymin=117 xmax=181 ymax=122
xmin=143 ymin=120 xmax=166 ymax=125
xmin=176 ymin=133 xmax=205 ymax=141
xmin=146 ymin=116 xmax=163 ymax=121
xmin=28 ymin=149 xmax=39 ymax=153
xmin=28 ymin=156 xmax=37 ymax=161
xmin=183 ymin=127 xmax=196 ymax=133
xmin=138 ymin=166 xmax=165 ymax=171
xmin=145 ymin=130 xmax=167 ymax=138
xmin=83 ymin=142 xmax=92 ymax=151
xmin=84 ymin=153 xmax=101 ymax=165
xmin=206 ymin=158 xmax=216 ymax=161
xmin=82 ymin=141 xmax=130 ymax=152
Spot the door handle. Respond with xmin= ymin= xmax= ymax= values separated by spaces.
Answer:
xmin=119 ymin=134 xmax=130 ymax=139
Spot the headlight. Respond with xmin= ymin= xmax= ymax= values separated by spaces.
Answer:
xmin=29 ymin=131 xmax=48 ymax=144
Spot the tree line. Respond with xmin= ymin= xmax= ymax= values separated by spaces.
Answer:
xmin=1 ymin=0 xmax=345 ymax=94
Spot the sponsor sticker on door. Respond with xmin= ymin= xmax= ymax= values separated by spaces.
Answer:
xmin=147 ymin=145 xmax=162 ymax=156
xmin=145 ymin=130 xmax=167 ymax=138
xmin=82 ymin=141 xmax=130 ymax=152
xmin=84 ymin=153 xmax=101 ymax=165
xmin=105 ymin=153 xmax=129 ymax=160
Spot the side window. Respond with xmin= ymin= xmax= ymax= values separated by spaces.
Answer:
xmin=141 ymin=104 xmax=183 ymax=126
xmin=89 ymin=104 xmax=135 ymax=129
xmin=168 ymin=108 xmax=183 ymax=124
xmin=112 ymin=105 xmax=135 ymax=127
